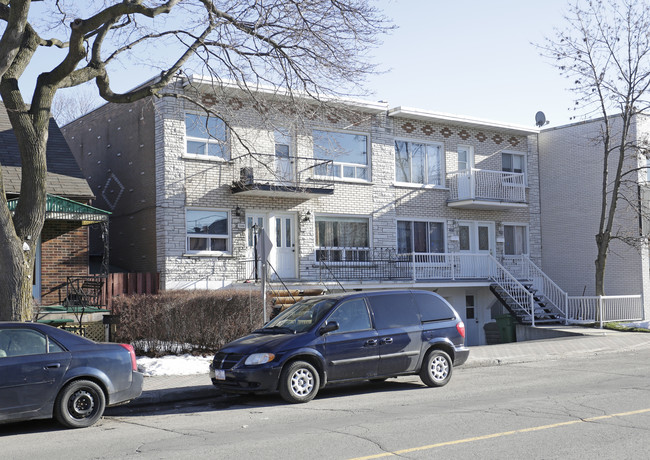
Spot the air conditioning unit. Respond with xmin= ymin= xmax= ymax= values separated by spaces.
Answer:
xmin=240 ymin=167 xmax=254 ymax=185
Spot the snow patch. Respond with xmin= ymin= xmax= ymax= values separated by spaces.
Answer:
xmin=137 ymin=354 xmax=212 ymax=376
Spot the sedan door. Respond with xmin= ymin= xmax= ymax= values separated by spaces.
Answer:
xmin=0 ymin=328 xmax=71 ymax=417
xmin=323 ymin=298 xmax=379 ymax=382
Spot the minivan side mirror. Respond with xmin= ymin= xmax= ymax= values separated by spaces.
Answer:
xmin=319 ymin=321 xmax=339 ymax=335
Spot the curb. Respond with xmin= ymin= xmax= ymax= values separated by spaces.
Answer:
xmin=128 ymin=384 xmax=219 ymax=408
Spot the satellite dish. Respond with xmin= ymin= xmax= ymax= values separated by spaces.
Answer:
xmin=535 ymin=111 xmax=548 ymax=127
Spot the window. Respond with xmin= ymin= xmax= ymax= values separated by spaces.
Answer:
xmin=395 ymin=140 xmax=443 ymax=185
xmin=327 ymin=299 xmax=372 ymax=333
xmin=504 ymin=224 xmax=528 ymax=255
xmin=412 ymin=292 xmax=454 ymax=322
xmin=367 ymin=293 xmax=420 ymax=329
xmin=313 ymin=130 xmax=368 ymax=180
xmin=0 ymin=329 xmax=51 ymax=357
xmin=186 ymin=209 xmax=230 ymax=253
xmin=315 ymin=216 xmax=370 ymax=262
xmin=397 ymin=220 xmax=445 ymax=253
xmin=185 ymin=113 xmax=228 ymax=159
xmin=502 ymin=152 xmax=525 ymax=174
xmin=457 ymin=145 xmax=473 ymax=171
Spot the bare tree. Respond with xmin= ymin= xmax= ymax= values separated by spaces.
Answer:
xmin=0 ymin=0 xmax=390 ymax=321
xmin=540 ymin=0 xmax=650 ymax=295
xmin=51 ymin=84 xmax=103 ymax=125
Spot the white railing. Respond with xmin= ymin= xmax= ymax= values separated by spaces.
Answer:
xmin=503 ymin=255 xmax=568 ymax=322
xmin=447 ymin=169 xmax=526 ymax=203
xmin=567 ymin=295 xmax=643 ymax=327
xmin=410 ymin=253 xmax=494 ymax=280
xmin=488 ymin=255 xmax=536 ymax=325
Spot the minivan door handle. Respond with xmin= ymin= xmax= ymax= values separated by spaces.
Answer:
xmin=45 ymin=363 xmax=61 ymax=369
xmin=364 ymin=339 xmax=378 ymax=347
xmin=380 ymin=337 xmax=393 ymax=345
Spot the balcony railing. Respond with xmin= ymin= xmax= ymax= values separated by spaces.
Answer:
xmin=318 ymin=249 xmax=497 ymax=282
xmin=230 ymin=153 xmax=335 ymax=196
xmin=447 ymin=169 xmax=526 ymax=206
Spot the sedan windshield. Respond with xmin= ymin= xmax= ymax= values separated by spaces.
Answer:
xmin=261 ymin=298 xmax=337 ymax=333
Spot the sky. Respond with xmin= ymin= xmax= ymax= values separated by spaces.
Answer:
xmin=15 ymin=0 xmax=577 ymax=129
xmin=365 ymin=0 xmax=576 ymax=128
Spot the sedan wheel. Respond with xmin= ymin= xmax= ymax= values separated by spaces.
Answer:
xmin=279 ymin=361 xmax=320 ymax=403
xmin=54 ymin=380 xmax=106 ymax=428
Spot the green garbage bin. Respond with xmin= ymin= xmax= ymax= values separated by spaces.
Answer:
xmin=495 ymin=314 xmax=516 ymax=343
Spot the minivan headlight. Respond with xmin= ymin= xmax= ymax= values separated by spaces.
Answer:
xmin=245 ymin=353 xmax=276 ymax=365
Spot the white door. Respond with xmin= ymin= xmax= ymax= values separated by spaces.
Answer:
xmin=458 ymin=221 xmax=494 ymax=278
xmin=269 ymin=213 xmax=297 ymax=279
xmin=275 ymin=129 xmax=294 ymax=184
xmin=456 ymin=146 xmax=474 ymax=200
xmin=464 ymin=294 xmax=480 ymax=346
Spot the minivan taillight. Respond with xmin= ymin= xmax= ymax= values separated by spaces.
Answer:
xmin=120 ymin=343 xmax=138 ymax=371
xmin=456 ymin=321 xmax=466 ymax=338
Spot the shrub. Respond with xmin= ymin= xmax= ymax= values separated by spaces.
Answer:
xmin=112 ymin=289 xmax=266 ymax=356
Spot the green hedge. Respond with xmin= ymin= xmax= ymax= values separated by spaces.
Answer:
xmin=112 ymin=290 xmax=265 ymax=356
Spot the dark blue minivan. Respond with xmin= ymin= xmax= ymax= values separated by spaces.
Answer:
xmin=210 ymin=290 xmax=469 ymax=403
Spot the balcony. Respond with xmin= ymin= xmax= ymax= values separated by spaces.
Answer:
xmin=447 ymin=169 xmax=527 ymax=210
xmin=230 ymin=154 xmax=334 ymax=198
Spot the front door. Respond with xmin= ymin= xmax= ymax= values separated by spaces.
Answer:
xmin=269 ymin=213 xmax=297 ymax=279
xmin=458 ymin=221 xmax=494 ymax=278
xmin=464 ymin=294 xmax=480 ymax=346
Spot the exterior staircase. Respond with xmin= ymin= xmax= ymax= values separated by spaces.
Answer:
xmin=490 ymin=255 xmax=567 ymax=326
xmin=490 ymin=282 xmax=564 ymax=325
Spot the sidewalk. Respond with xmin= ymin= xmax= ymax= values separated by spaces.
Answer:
xmin=128 ymin=327 xmax=650 ymax=408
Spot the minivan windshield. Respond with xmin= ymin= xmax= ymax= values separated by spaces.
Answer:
xmin=258 ymin=298 xmax=338 ymax=333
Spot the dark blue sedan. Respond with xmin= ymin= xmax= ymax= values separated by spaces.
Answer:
xmin=0 ymin=322 xmax=143 ymax=428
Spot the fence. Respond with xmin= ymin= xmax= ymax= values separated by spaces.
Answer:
xmin=105 ymin=272 xmax=160 ymax=310
xmin=567 ymin=295 xmax=643 ymax=327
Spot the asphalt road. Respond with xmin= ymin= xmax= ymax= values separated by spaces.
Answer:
xmin=2 ymin=348 xmax=650 ymax=459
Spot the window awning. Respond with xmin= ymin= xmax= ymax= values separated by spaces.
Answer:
xmin=7 ymin=194 xmax=110 ymax=223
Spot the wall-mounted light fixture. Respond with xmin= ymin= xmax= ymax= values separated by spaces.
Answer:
xmin=235 ymin=206 xmax=242 ymax=217
xmin=302 ymin=210 xmax=312 ymax=222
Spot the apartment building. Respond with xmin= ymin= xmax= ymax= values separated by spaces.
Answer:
xmin=63 ymin=76 xmax=551 ymax=346
xmin=538 ymin=115 xmax=650 ymax=319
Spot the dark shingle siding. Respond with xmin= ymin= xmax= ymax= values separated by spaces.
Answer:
xmin=0 ymin=102 xmax=94 ymax=199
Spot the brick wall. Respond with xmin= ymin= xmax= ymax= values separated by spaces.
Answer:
xmin=40 ymin=221 xmax=88 ymax=305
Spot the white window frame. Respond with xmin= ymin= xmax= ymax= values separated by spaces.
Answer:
xmin=314 ymin=214 xmax=372 ymax=263
xmin=184 ymin=112 xmax=229 ymax=161
xmin=185 ymin=208 xmax=231 ymax=255
xmin=503 ymin=223 xmax=529 ymax=256
xmin=394 ymin=138 xmax=445 ymax=187
xmin=501 ymin=150 xmax=527 ymax=185
xmin=396 ymin=219 xmax=446 ymax=254
xmin=312 ymin=129 xmax=370 ymax=182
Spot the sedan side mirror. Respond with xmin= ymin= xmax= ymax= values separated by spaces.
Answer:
xmin=319 ymin=321 xmax=339 ymax=335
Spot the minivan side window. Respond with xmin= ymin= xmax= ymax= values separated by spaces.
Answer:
xmin=327 ymin=299 xmax=372 ymax=333
xmin=413 ymin=292 xmax=455 ymax=322
xmin=368 ymin=293 xmax=420 ymax=329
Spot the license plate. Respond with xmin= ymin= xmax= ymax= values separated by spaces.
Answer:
xmin=214 ymin=369 xmax=225 ymax=380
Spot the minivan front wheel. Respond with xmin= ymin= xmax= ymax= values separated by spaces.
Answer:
xmin=420 ymin=349 xmax=452 ymax=387
xmin=279 ymin=361 xmax=320 ymax=403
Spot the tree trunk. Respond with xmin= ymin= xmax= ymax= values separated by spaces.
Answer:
xmin=0 ymin=234 xmax=35 ymax=321
xmin=595 ymin=233 xmax=608 ymax=297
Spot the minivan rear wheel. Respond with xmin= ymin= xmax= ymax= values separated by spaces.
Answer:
xmin=420 ymin=349 xmax=452 ymax=387
xmin=279 ymin=361 xmax=320 ymax=403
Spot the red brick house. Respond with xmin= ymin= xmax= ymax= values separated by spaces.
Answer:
xmin=0 ymin=102 xmax=109 ymax=306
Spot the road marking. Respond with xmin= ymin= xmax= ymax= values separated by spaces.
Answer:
xmin=349 ymin=408 xmax=650 ymax=460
